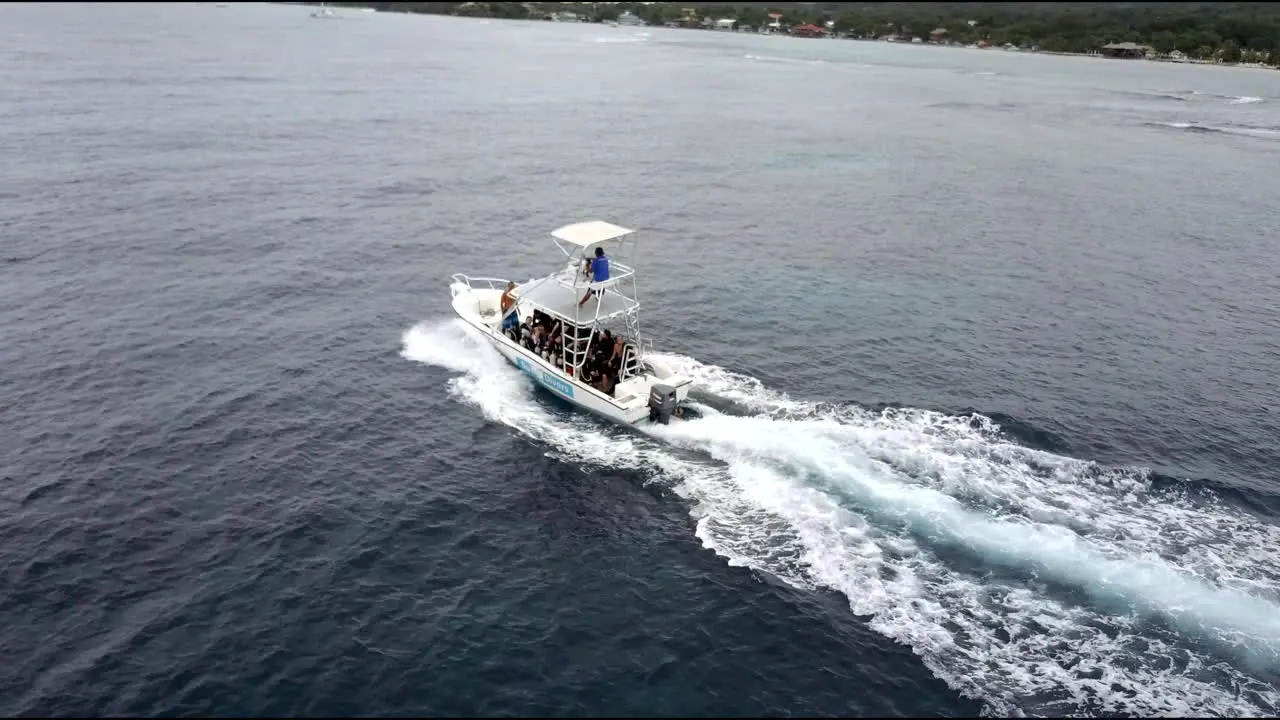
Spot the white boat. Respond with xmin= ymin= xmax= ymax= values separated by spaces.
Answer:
xmin=310 ymin=2 xmax=336 ymax=19
xmin=617 ymin=11 xmax=646 ymax=27
xmin=449 ymin=220 xmax=695 ymax=425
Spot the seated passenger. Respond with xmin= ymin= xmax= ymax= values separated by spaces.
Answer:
xmin=596 ymin=372 xmax=615 ymax=396
xmin=578 ymin=247 xmax=610 ymax=307
xmin=610 ymin=335 xmax=625 ymax=363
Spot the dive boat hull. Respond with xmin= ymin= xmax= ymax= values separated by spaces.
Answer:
xmin=449 ymin=282 xmax=692 ymax=426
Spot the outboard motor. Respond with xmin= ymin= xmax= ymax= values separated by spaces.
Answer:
xmin=648 ymin=384 xmax=678 ymax=425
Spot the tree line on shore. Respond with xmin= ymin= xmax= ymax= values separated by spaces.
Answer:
xmin=318 ymin=1 xmax=1280 ymax=65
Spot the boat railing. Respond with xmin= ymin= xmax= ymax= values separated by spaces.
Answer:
xmin=553 ymin=262 xmax=636 ymax=292
xmin=450 ymin=274 xmax=513 ymax=321
xmin=450 ymin=273 xmax=511 ymax=295
xmin=620 ymin=343 xmax=642 ymax=380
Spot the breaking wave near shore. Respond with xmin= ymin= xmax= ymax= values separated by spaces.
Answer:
xmin=402 ymin=319 xmax=1280 ymax=718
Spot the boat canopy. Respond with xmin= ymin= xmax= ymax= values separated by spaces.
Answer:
xmin=550 ymin=220 xmax=635 ymax=249
xmin=516 ymin=279 xmax=637 ymax=322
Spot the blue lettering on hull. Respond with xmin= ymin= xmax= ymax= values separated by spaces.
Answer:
xmin=515 ymin=356 xmax=575 ymax=398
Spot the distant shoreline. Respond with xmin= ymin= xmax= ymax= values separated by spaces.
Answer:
xmin=997 ymin=47 xmax=1276 ymax=70
xmin=942 ymin=45 xmax=1277 ymax=71
xmin=277 ymin=2 xmax=1279 ymax=71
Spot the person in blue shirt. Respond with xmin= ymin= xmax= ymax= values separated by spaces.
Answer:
xmin=500 ymin=281 xmax=520 ymax=334
xmin=578 ymin=246 xmax=610 ymax=307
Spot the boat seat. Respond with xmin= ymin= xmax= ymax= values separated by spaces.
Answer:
xmin=613 ymin=377 xmax=649 ymax=407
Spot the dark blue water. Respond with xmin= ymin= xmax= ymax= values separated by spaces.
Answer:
xmin=3 ymin=3 xmax=1279 ymax=717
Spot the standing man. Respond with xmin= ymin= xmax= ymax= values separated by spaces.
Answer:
xmin=500 ymin=281 xmax=520 ymax=334
xmin=578 ymin=246 xmax=610 ymax=307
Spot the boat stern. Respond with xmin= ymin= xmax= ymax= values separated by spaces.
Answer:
xmin=609 ymin=357 xmax=695 ymax=426
xmin=643 ymin=356 xmax=694 ymax=403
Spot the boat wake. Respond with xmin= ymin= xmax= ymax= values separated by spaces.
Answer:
xmin=1126 ymin=89 xmax=1267 ymax=105
xmin=1144 ymin=121 xmax=1279 ymax=140
xmin=401 ymin=318 xmax=1280 ymax=717
xmin=743 ymin=53 xmax=826 ymax=66
xmin=593 ymin=33 xmax=649 ymax=44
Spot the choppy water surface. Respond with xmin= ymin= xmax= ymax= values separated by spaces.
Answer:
xmin=3 ymin=3 xmax=1279 ymax=717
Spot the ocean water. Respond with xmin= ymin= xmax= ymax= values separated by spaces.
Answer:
xmin=3 ymin=2 xmax=1279 ymax=717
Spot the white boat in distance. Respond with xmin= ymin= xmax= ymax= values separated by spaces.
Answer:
xmin=450 ymin=221 xmax=694 ymax=425
xmin=617 ymin=11 xmax=647 ymax=27
xmin=310 ymin=2 xmax=336 ymax=18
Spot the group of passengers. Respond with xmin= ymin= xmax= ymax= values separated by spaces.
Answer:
xmin=500 ymin=283 xmax=629 ymax=396
xmin=577 ymin=325 xmax=628 ymax=396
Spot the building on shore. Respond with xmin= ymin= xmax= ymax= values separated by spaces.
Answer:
xmin=1101 ymin=42 xmax=1153 ymax=59
xmin=790 ymin=23 xmax=826 ymax=38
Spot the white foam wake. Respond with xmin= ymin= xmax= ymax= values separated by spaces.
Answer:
xmin=743 ymin=53 xmax=826 ymax=65
xmin=593 ymin=34 xmax=648 ymax=44
xmin=403 ymin=320 xmax=1280 ymax=717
